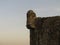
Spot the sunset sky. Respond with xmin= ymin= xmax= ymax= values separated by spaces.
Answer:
xmin=0 ymin=0 xmax=60 ymax=45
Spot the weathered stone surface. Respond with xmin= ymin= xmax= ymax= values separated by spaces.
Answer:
xmin=26 ymin=10 xmax=60 ymax=45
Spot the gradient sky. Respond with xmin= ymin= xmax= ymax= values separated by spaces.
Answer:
xmin=0 ymin=0 xmax=60 ymax=45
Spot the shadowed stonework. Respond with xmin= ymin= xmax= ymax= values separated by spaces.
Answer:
xmin=26 ymin=10 xmax=60 ymax=45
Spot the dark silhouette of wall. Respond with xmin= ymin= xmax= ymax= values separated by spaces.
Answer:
xmin=26 ymin=10 xmax=60 ymax=45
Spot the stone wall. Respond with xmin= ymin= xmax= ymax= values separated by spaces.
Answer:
xmin=26 ymin=10 xmax=60 ymax=45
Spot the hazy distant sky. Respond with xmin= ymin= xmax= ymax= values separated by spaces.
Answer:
xmin=0 ymin=0 xmax=60 ymax=45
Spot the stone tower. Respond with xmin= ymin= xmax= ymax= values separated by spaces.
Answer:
xmin=26 ymin=10 xmax=60 ymax=45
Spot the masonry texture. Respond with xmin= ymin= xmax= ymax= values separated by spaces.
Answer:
xmin=26 ymin=10 xmax=60 ymax=45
